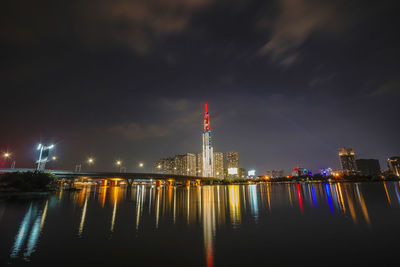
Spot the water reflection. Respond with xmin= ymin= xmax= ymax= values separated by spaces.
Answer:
xmin=9 ymin=199 xmax=48 ymax=261
xmin=6 ymin=182 xmax=400 ymax=265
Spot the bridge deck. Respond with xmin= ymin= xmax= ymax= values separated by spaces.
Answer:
xmin=0 ymin=169 xmax=221 ymax=181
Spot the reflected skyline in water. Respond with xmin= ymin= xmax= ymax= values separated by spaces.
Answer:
xmin=2 ymin=182 xmax=400 ymax=266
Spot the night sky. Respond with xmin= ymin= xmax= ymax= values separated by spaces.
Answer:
xmin=1 ymin=0 xmax=399 ymax=174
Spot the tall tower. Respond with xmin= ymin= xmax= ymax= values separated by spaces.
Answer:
xmin=338 ymin=147 xmax=358 ymax=175
xmin=202 ymin=103 xmax=214 ymax=177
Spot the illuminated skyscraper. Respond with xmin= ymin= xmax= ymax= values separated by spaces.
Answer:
xmin=338 ymin=147 xmax=358 ymax=175
xmin=225 ymin=152 xmax=239 ymax=178
xmin=388 ymin=157 xmax=400 ymax=177
xmin=213 ymin=152 xmax=224 ymax=179
xmin=197 ymin=153 xmax=203 ymax=177
xmin=154 ymin=153 xmax=196 ymax=176
xmin=202 ymin=103 xmax=214 ymax=177
xmin=182 ymin=153 xmax=196 ymax=176
xmin=225 ymin=152 xmax=239 ymax=169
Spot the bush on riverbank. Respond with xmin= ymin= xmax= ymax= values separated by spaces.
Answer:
xmin=0 ymin=171 xmax=57 ymax=192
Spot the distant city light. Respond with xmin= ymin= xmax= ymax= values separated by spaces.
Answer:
xmin=88 ymin=158 xmax=94 ymax=164
xmin=116 ymin=160 xmax=122 ymax=166
xmin=139 ymin=162 xmax=144 ymax=167
xmin=228 ymin=167 xmax=238 ymax=175
xmin=248 ymin=170 xmax=256 ymax=176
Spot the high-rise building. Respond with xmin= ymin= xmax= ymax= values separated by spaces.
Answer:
xmin=173 ymin=153 xmax=197 ymax=176
xmin=154 ymin=158 xmax=174 ymax=174
xmin=183 ymin=153 xmax=196 ymax=176
xmin=388 ymin=157 xmax=400 ymax=177
xmin=202 ymin=103 xmax=213 ymax=177
xmin=225 ymin=152 xmax=239 ymax=178
xmin=154 ymin=153 xmax=196 ymax=176
xmin=356 ymin=159 xmax=381 ymax=176
xmin=197 ymin=153 xmax=202 ymax=177
xmin=338 ymin=147 xmax=358 ymax=175
xmin=213 ymin=152 xmax=224 ymax=179
xmin=225 ymin=152 xmax=239 ymax=169
xmin=239 ymin=168 xmax=247 ymax=179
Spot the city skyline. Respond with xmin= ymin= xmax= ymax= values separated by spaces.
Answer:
xmin=0 ymin=1 xmax=399 ymax=174
xmin=2 ymin=1 xmax=400 ymax=266
xmin=0 ymin=101 xmax=398 ymax=175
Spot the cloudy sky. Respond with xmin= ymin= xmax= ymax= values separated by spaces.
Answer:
xmin=1 ymin=0 xmax=399 ymax=174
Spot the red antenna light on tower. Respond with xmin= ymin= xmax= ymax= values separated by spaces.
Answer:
xmin=203 ymin=103 xmax=210 ymax=131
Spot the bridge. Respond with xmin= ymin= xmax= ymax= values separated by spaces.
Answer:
xmin=0 ymin=168 xmax=222 ymax=186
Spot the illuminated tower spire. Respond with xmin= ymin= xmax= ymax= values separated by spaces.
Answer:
xmin=202 ymin=103 xmax=213 ymax=177
xmin=204 ymin=103 xmax=211 ymax=131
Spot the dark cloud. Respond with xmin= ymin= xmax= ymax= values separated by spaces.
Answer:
xmin=76 ymin=0 xmax=215 ymax=53
xmin=259 ymin=0 xmax=339 ymax=66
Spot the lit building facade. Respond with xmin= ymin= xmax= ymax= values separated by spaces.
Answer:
xmin=225 ymin=152 xmax=239 ymax=178
xmin=202 ymin=103 xmax=214 ymax=177
xmin=197 ymin=153 xmax=203 ymax=177
xmin=225 ymin=152 xmax=239 ymax=169
xmin=183 ymin=153 xmax=197 ymax=176
xmin=154 ymin=158 xmax=174 ymax=174
xmin=338 ymin=147 xmax=358 ymax=175
xmin=213 ymin=152 xmax=224 ymax=179
xmin=388 ymin=157 xmax=400 ymax=177
xmin=154 ymin=153 xmax=196 ymax=176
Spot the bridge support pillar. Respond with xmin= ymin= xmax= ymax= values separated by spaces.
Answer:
xmin=166 ymin=179 xmax=175 ymax=187
xmin=185 ymin=180 xmax=191 ymax=187
xmin=156 ymin=180 xmax=162 ymax=186
xmin=102 ymin=180 xmax=108 ymax=186
xmin=126 ymin=179 xmax=133 ymax=188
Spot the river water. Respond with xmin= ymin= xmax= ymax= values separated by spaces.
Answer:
xmin=1 ymin=182 xmax=399 ymax=266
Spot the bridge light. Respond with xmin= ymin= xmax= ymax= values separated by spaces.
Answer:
xmin=49 ymin=144 xmax=55 ymax=149
xmin=3 ymin=152 xmax=11 ymax=158
xmin=37 ymin=144 xmax=42 ymax=150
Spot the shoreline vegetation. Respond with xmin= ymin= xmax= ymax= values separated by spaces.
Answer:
xmin=0 ymin=171 xmax=57 ymax=193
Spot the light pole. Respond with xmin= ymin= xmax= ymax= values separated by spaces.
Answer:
xmin=2 ymin=152 xmax=15 ymax=169
xmin=116 ymin=160 xmax=124 ymax=173
xmin=36 ymin=144 xmax=54 ymax=171
xmin=138 ymin=162 xmax=143 ymax=171
xmin=87 ymin=157 xmax=94 ymax=171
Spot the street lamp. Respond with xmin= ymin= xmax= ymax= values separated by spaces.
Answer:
xmin=88 ymin=157 xmax=94 ymax=164
xmin=116 ymin=160 xmax=122 ymax=166
xmin=139 ymin=162 xmax=144 ymax=168
xmin=36 ymin=144 xmax=55 ymax=171
xmin=52 ymin=156 xmax=57 ymax=161
xmin=2 ymin=152 xmax=15 ymax=168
